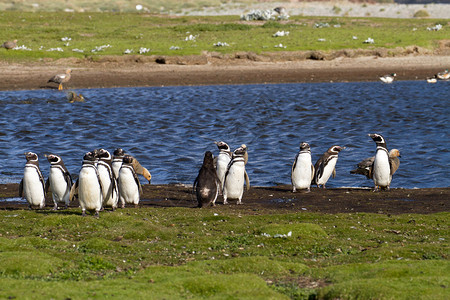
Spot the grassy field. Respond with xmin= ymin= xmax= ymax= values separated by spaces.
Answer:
xmin=0 ymin=12 xmax=448 ymax=62
xmin=0 ymin=207 xmax=448 ymax=299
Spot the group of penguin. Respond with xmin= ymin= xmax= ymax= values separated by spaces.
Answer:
xmin=19 ymin=133 xmax=400 ymax=215
xmin=19 ymin=148 xmax=151 ymax=217
xmin=194 ymin=133 xmax=400 ymax=207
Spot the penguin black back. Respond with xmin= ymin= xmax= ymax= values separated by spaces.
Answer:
xmin=194 ymin=151 xmax=220 ymax=208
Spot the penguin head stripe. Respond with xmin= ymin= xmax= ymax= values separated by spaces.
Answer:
xmin=300 ymin=142 xmax=310 ymax=151
xmin=113 ymin=148 xmax=125 ymax=156
xmin=233 ymin=146 xmax=246 ymax=156
xmin=24 ymin=152 xmax=38 ymax=162
xmin=45 ymin=154 xmax=61 ymax=164
xmin=215 ymin=141 xmax=230 ymax=151
xmin=329 ymin=145 xmax=344 ymax=154
xmin=369 ymin=133 xmax=386 ymax=144
xmin=98 ymin=148 xmax=111 ymax=160
xmin=83 ymin=151 xmax=96 ymax=162
xmin=123 ymin=155 xmax=134 ymax=164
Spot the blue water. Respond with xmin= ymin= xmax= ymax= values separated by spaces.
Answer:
xmin=0 ymin=81 xmax=449 ymax=189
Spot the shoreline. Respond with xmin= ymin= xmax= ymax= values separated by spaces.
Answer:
xmin=1 ymin=183 xmax=449 ymax=214
xmin=1 ymin=54 xmax=449 ymax=91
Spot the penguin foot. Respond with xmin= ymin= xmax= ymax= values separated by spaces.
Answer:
xmin=52 ymin=205 xmax=58 ymax=211
xmin=237 ymin=201 xmax=243 ymax=205
xmin=134 ymin=204 xmax=139 ymax=208
xmin=223 ymin=200 xmax=228 ymax=205
xmin=94 ymin=211 xmax=100 ymax=218
xmin=82 ymin=211 xmax=87 ymax=217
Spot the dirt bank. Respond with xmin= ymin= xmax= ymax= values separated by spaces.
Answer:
xmin=1 ymin=52 xmax=449 ymax=91
xmin=1 ymin=183 xmax=448 ymax=215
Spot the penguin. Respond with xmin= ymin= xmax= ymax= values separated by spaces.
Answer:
xmin=119 ymin=155 xmax=142 ymax=208
xmin=44 ymin=154 xmax=72 ymax=210
xmin=19 ymin=152 xmax=46 ymax=209
xmin=223 ymin=146 xmax=247 ymax=205
xmin=214 ymin=141 xmax=232 ymax=189
xmin=379 ymin=73 xmax=396 ymax=83
xmin=97 ymin=149 xmax=119 ymax=210
xmin=350 ymin=149 xmax=401 ymax=180
xmin=194 ymin=151 xmax=221 ymax=208
xmin=369 ymin=133 xmax=391 ymax=191
xmin=240 ymin=144 xmax=251 ymax=190
xmin=112 ymin=148 xmax=125 ymax=181
xmin=312 ymin=145 xmax=344 ymax=188
xmin=70 ymin=151 xmax=103 ymax=217
xmin=291 ymin=142 xmax=315 ymax=192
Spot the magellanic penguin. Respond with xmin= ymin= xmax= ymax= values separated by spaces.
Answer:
xmin=97 ymin=149 xmax=119 ymax=210
xmin=70 ymin=151 xmax=103 ymax=217
xmin=194 ymin=151 xmax=221 ymax=208
xmin=214 ymin=141 xmax=232 ymax=190
xmin=19 ymin=152 xmax=46 ymax=209
xmin=369 ymin=133 xmax=392 ymax=191
xmin=119 ymin=155 xmax=142 ymax=208
xmin=312 ymin=145 xmax=344 ymax=188
xmin=223 ymin=146 xmax=247 ymax=205
xmin=240 ymin=144 xmax=251 ymax=190
xmin=44 ymin=154 xmax=72 ymax=210
xmin=291 ymin=142 xmax=315 ymax=192
xmin=379 ymin=73 xmax=396 ymax=83
xmin=112 ymin=148 xmax=125 ymax=181
xmin=350 ymin=149 xmax=401 ymax=180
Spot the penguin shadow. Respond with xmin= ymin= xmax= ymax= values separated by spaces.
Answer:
xmin=34 ymin=207 xmax=83 ymax=216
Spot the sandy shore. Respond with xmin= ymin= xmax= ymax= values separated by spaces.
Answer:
xmin=1 ymin=54 xmax=449 ymax=91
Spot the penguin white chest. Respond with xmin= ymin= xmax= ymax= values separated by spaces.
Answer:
xmin=23 ymin=167 xmax=45 ymax=207
xmin=292 ymin=153 xmax=312 ymax=189
xmin=112 ymin=161 xmax=122 ymax=180
xmin=216 ymin=154 xmax=231 ymax=185
xmin=223 ymin=161 xmax=245 ymax=200
xmin=78 ymin=167 xmax=102 ymax=211
xmin=49 ymin=168 xmax=69 ymax=202
xmin=98 ymin=164 xmax=113 ymax=200
xmin=373 ymin=151 xmax=391 ymax=187
xmin=119 ymin=167 xmax=139 ymax=205
xmin=317 ymin=157 xmax=338 ymax=185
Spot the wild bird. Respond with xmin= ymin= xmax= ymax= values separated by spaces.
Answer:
xmin=112 ymin=148 xmax=125 ymax=181
xmin=70 ymin=151 xmax=103 ymax=217
xmin=240 ymin=144 xmax=251 ymax=190
xmin=1 ymin=39 xmax=17 ymax=50
xmin=118 ymin=155 xmax=142 ymax=208
xmin=368 ymin=133 xmax=394 ymax=191
xmin=66 ymin=91 xmax=85 ymax=103
xmin=426 ymin=75 xmax=438 ymax=83
xmin=19 ymin=152 xmax=46 ymax=209
xmin=96 ymin=149 xmax=119 ymax=211
xmin=379 ymin=73 xmax=396 ymax=83
xmin=44 ymin=154 xmax=72 ymax=210
xmin=223 ymin=146 xmax=248 ymax=205
xmin=312 ymin=145 xmax=344 ymax=188
xmin=350 ymin=149 xmax=401 ymax=180
xmin=274 ymin=6 xmax=287 ymax=15
xmin=436 ymin=69 xmax=449 ymax=80
xmin=291 ymin=142 xmax=315 ymax=192
xmin=214 ymin=141 xmax=232 ymax=190
xmin=48 ymin=69 xmax=72 ymax=90
xmin=193 ymin=151 xmax=221 ymax=208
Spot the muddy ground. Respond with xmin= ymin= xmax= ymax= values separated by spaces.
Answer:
xmin=1 ymin=50 xmax=450 ymax=91
xmin=1 ymin=183 xmax=448 ymax=215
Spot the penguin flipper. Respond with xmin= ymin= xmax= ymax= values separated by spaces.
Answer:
xmin=292 ymin=153 xmax=299 ymax=175
xmin=19 ymin=179 xmax=23 ymax=198
xmin=332 ymin=168 xmax=336 ymax=179
xmin=132 ymin=169 xmax=142 ymax=195
xmin=244 ymin=170 xmax=250 ymax=191
xmin=193 ymin=175 xmax=199 ymax=194
xmin=45 ymin=178 xmax=51 ymax=194
xmin=310 ymin=164 xmax=315 ymax=182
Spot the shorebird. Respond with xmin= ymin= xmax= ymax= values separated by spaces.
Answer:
xmin=379 ymin=73 xmax=396 ymax=83
xmin=1 ymin=39 xmax=17 ymax=50
xmin=436 ymin=69 xmax=449 ymax=80
xmin=48 ymin=69 xmax=72 ymax=90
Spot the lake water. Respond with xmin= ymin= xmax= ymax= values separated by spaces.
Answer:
xmin=0 ymin=81 xmax=449 ymax=189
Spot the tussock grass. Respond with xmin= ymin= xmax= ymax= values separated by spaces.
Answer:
xmin=0 ymin=208 xmax=448 ymax=299
xmin=0 ymin=12 xmax=448 ymax=62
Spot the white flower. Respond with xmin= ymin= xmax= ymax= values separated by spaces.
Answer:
xmin=274 ymin=43 xmax=286 ymax=48
xmin=136 ymin=4 xmax=143 ymax=11
xmin=47 ymin=47 xmax=64 ymax=52
xmin=170 ymin=46 xmax=180 ymax=50
xmin=352 ymin=36 xmax=358 ymax=40
xmin=91 ymin=44 xmax=111 ymax=52
xmin=123 ymin=49 xmax=133 ymax=54
xmin=61 ymin=37 xmax=71 ymax=42
xmin=318 ymin=38 xmax=326 ymax=42
xmin=13 ymin=45 xmax=32 ymax=51
xmin=363 ymin=37 xmax=375 ymax=44
xmin=185 ymin=34 xmax=197 ymax=41
xmin=72 ymin=48 xmax=84 ymax=53
xmin=427 ymin=24 xmax=442 ymax=31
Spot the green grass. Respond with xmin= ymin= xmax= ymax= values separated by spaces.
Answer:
xmin=0 ymin=12 xmax=448 ymax=62
xmin=0 ymin=208 xmax=448 ymax=299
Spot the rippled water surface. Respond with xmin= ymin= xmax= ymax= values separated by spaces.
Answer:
xmin=0 ymin=81 xmax=449 ymax=189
